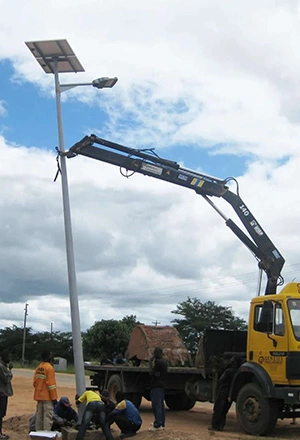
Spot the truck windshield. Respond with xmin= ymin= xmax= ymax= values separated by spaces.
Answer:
xmin=288 ymin=299 xmax=300 ymax=340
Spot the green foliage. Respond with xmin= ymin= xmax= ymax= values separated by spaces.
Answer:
xmin=0 ymin=326 xmax=74 ymax=363
xmin=171 ymin=297 xmax=247 ymax=356
xmin=0 ymin=325 xmax=26 ymax=358
xmin=0 ymin=315 xmax=143 ymax=365
xmin=0 ymin=325 xmax=38 ymax=361
xmin=83 ymin=319 xmax=132 ymax=362
xmin=35 ymin=331 xmax=74 ymax=362
xmin=121 ymin=315 xmax=143 ymax=333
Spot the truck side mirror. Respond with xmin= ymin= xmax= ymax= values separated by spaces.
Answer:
xmin=261 ymin=300 xmax=273 ymax=325
xmin=261 ymin=300 xmax=277 ymax=347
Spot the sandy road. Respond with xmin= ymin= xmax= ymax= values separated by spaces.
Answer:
xmin=12 ymin=368 xmax=91 ymax=386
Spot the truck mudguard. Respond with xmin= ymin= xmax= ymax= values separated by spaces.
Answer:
xmin=231 ymin=361 xmax=276 ymax=400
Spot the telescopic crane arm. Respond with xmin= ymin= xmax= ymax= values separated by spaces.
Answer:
xmin=67 ymin=134 xmax=285 ymax=295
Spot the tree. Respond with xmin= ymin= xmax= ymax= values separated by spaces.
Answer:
xmin=171 ymin=297 xmax=247 ymax=356
xmin=0 ymin=325 xmax=39 ymax=361
xmin=0 ymin=316 xmax=143 ymax=365
xmin=0 ymin=325 xmax=27 ymax=359
xmin=121 ymin=315 xmax=143 ymax=333
xmin=0 ymin=326 xmax=74 ymax=363
xmin=52 ymin=331 xmax=73 ymax=362
xmin=33 ymin=331 xmax=74 ymax=362
xmin=83 ymin=319 xmax=131 ymax=362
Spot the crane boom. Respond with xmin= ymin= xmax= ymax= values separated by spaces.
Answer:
xmin=67 ymin=134 xmax=285 ymax=295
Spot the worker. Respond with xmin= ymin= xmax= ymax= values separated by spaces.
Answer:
xmin=208 ymin=355 xmax=243 ymax=431
xmin=29 ymin=396 xmax=78 ymax=432
xmin=33 ymin=350 xmax=58 ymax=431
xmin=113 ymin=353 xmax=127 ymax=365
xmin=0 ymin=350 xmax=13 ymax=440
xmin=148 ymin=346 xmax=168 ymax=431
xmin=52 ymin=396 xmax=78 ymax=430
xmin=106 ymin=391 xmax=142 ymax=438
xmin=75 ymin=390 xmax=113 ymax=440
xmin=100 ymin=390 xmax=115 ymax=416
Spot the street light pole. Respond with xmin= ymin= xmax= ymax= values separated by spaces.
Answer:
xmin=25 ymin=39 xmax=118 ymax=398
xmin=52 ymin=57 xmax=86 ymax=396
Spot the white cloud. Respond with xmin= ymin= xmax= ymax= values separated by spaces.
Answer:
xmin=0 ymin=134 xmax=299 ymax=333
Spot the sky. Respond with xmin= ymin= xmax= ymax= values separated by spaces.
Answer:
xmin=0 ymin=0 xmax=300 ymax=336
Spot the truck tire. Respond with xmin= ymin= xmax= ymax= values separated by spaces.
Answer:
xmin=107 ymin=374 xmax=123 ymax=401
xmin=165 ymin=393 xmax=196 ymax=411
xmin=236 ymin=383 xmax=278 ymax=436
xmin=183 ymin=396 xmax=197 ymax=411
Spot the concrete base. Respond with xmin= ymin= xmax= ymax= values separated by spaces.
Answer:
xmin=61 ymin=427 xmax=106 ymax=440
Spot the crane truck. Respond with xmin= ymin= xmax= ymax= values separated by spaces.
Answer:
xmin=65 ymin=135 xmax=300 ymax=436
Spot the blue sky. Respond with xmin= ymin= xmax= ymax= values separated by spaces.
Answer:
xmin=0 ymin=58 xmax=248 ymax=177
xmin=1 ymin=0 xmax=300 ymax=335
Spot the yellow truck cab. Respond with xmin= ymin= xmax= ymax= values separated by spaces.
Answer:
xmin=228 ymin=282 xmax=300 ymax=435
xmin=248 ymin=282 xmax=300 ymax=384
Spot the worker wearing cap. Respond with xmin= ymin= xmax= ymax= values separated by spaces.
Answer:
xmin=75 ymin=390 xmax=113 ymax=440
xmin=53 ymin=396 xmax=78 ymax=430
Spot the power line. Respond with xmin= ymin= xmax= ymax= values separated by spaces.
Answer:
xmin=116 ymin=262 xmax=300 ymax=303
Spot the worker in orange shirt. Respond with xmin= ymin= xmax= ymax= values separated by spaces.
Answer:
xmin=33 ymin=350 xmax=58 ymax=430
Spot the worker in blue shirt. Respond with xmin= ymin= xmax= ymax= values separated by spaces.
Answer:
xmin=52 ymin=396 xmax=78 ymax=430
xmin=107 ymin=391 xmax=142 ymax=438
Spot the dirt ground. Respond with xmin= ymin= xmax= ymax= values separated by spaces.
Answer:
xmin=3 ymin=371 xmax=300 ymax=440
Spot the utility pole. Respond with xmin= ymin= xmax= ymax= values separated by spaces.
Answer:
xmin=21 ymin=303 xmax=29 ymax=366
xmin=152 ymin=320 xmax=161 ymax=326
xmin=50 ymin=322 xmax=54 ymax=352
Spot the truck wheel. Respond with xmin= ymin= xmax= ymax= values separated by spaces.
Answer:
xmin=236 ymin=383 xmax=278 ymax=436
xmin=165 ymin=393 xmax=196 ymax=411
xmin=107 ymin=374 xmax=123 ymax=401
xmin=183 ymin=396 xmax=197 ymax=410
